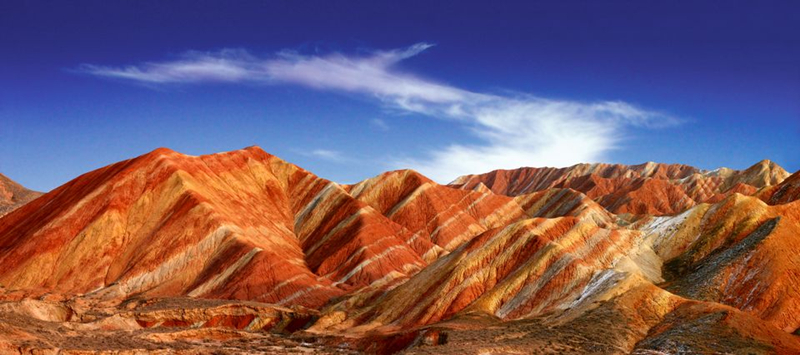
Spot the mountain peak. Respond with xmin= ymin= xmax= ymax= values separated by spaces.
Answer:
xmin=739 ymin=159 xmax=789 ymax=187
xmin=0 ymin=147 xmax=427 ymax=308
xmin=147 ymin=146 xmax=179 ymax=155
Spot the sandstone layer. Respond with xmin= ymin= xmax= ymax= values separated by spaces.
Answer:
xmin=0 ymin=148 xmax=797 ymax=354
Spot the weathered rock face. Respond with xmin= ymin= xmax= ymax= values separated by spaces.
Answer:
xmin=307 ymin=191 xmax=800 ymax=353
xmin=345 ymin=170 xmax=526 ymax=259
xmin=513 ymin=188 xmax=616 ymax=226
xmin=326 ymin=192 xmax=800 ymax=326
xmin=651 ymin=195 xmax=800 ymax=332
xmin=0 ymin=148 xmax=798 ymax=354
xmin=0 ymin=147 xmax=427 ymax=308
xmin=759 ymin=170 xmax=800 ymax=205
xmin=328 ymin=216 xmax=643 ymax=330
xmin=450 ymin=160 xmax=790 ymax=215
xmin=0 ymin=173 xmax=42 ymax=217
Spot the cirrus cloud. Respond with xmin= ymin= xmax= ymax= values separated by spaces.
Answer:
xmin=78 ymin=44 xmax=679 ymax=182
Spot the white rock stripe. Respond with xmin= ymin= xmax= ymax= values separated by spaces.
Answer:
xmin=321 ymin=234 xmax=400 ymax=279
xmin=276 ymin=284 xmax=324 ymax=305
xmin=334 ymin=245 xmax=411 ymax=285
xmin=187 ymin=246 xmax=261 ymax=297
xmin=304 ymin=206 xmax=370 ymax=257
xmin=429 ymin=192 xmax=491 ymax=240
xmin=256 ymin=274 xmax=307 ymax=301
xmin=294 ymin=181 xmax=338 ymax=227
xmin=104 ymin=223 xmax=233 ymax=298
xmin=386 ymin=182 xmax=435 ymax=218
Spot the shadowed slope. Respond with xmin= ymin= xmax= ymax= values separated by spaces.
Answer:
xmin=648 ymin=194 xmax=800 ymax=332
xmin=759 ymin=170 xmax=800 ymax=205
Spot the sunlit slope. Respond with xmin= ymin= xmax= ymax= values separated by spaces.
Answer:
xmin=0 ymin=147 xmax=427 ymax=307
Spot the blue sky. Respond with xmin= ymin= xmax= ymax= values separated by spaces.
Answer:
xmin=1 ymin=1 xmax=798 ymax=191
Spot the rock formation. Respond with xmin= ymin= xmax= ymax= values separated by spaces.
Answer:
xmin=450 ymin=160 xmax=790 ymax=215
xmin=0 ymin=147 xmax=797 ymax=354
xmin=0 ymin=147 xmax=426 ymax=308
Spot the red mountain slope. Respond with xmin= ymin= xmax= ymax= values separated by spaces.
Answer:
xmin=450 ymin=160 xmax=789 ymax=215
xmin=309 ymin=194 xmax=800 ymax=351
xmin=1 ymin=149 xmax=798 ymax=354
xmin=345 ymin=170 xmax=525 ymax=258
xmin=513 ymin=188 xmax=616 ymax=226
xmin=0 ymin=147 xmax=426 ymax=308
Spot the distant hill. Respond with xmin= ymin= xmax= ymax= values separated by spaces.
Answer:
xmin=0 ymin=173 xmax=42 ymax=217
xmin=450 ymin=160 xmax=789 ymax=215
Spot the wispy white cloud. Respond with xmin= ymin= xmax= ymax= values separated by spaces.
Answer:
xmin=370 ymin=118 xmax=390 ymax=131
xmin=79 ymin=44 xmax=679 ymax=182
xmin=305 ymin=149 xmax=346 ymax=162
xmin=79 ymin=49 xmax=268 ymax=83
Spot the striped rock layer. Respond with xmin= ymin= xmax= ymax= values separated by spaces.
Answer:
xmin=0 ymin=173 xmax=42 ymax=217
xmin=1 ymin=147 xmax=799 ymax=354
xmin=0 ymin=148 xmax=548 ymax=308
xmin=450 ymin=160 xmax=790 ymax=215
xmin=0 ymin=147 xmax=433 ymax=308
xmin=344 ymin=170 xmax=526 ymax=259
xmin=316 ymin=192 xmax=800 ymax=353
xmin=759 ymin=170 xmax=800 ymax=205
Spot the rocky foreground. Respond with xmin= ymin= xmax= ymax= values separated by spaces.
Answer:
xmin=0 ymin=147 xmax=799 ymax=354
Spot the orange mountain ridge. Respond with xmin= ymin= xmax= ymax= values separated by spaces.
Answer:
xmin=449 ymin=160 xmax=789 ymax=215
xmin=0 ymin=147 xmax=798 ymax=354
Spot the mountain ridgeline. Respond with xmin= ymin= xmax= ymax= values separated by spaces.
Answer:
xmin=0 ymin=147 xmax=798 ymax=354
